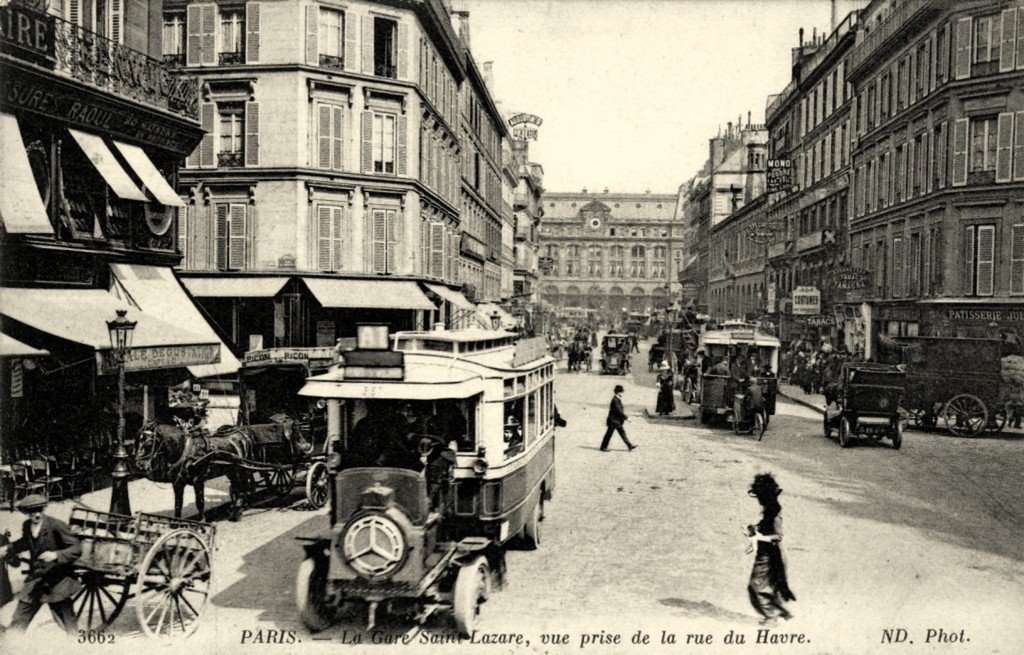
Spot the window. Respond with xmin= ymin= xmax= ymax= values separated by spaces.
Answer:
xmin=909 ymin=232 xmax=922 ymax=297
xmin=629 ymin=245 xmax=646 ymax=278
xmin=219 ymin=10 xmax=244 ymax=63
xmin=315 ymin=205 xmax=345 ymax=271
xmin=1011 ymin=224 xmax=1024 ymax=295
xmin=970 ymin=116 xmax=997 ymax=172
xmin=916 ymin=42 xmax=930 ymax=99
xmin=964 ymin=224 xmax=995 ymax=296
xmin=369 ymin=208 xmax=399 ymax=273
xmin=316 ymin=103 xmax=344 ymax=170
xmin=215 ymin=203 xmax=247 ymax=270
xmin=372 ymin=112 xmax=396 ymax=174
xmin=162 ymin=14 xmax=185 ymax=61
xmin=928 ymin=226 xmax=943 ymax=294
xmin=374 ymin=17 xmax=397 ymax=78
xmin=218 ymin=104 xmax=244 ymax=167
xmin=318 ymin=8 xmax=344 ymax=67
xmin=973 ymin=14 xmax=1000 ymax=63
xmin=880 ymin=73 xmax=890 ymax=118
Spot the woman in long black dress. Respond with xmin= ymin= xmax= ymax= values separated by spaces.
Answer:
xmin=746 ymin=473 xmax=795 ymax=623
xmin=655 ymin=362 xmax=676 ymax=415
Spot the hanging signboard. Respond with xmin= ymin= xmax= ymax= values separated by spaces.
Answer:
xmin=508 ymin=113 xmax=543 ymax=141
xmin=826 ymin=266 xmax=870 ymax=290
xmin=766 ymin=282 xmax=776 ymax=312
xmin=767 ymin=159 xmax=796 ymax=194
xmin=802 ymin=315 xmax=836 ymax=327
xmin=792 ymin=286 xmax=821 ymax=315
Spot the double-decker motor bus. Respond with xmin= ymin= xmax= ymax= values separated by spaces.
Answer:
xmin=294 ymin=325 xmax=558 ymax=635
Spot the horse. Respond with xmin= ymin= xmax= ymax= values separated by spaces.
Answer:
xmin=134 ymin=421 xmax=257 ymax=522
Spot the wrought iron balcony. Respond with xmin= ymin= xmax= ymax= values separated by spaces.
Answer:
xmin=375 ymin=63 xmax=397 ymax=79
xmin=219 ymin=51 xmax=245 ymax=65
xmin=163 ymin=53 xmax=185 ymax=67
xmin=217 ymin=151 xmax=244 ymax=168
xmin=850 ymin=0 xmax=942 ymax=76
xmin=1 ymin=6 xmax=201 ymax=121
xmin=319 ymin=54 xmax=345 ymax=70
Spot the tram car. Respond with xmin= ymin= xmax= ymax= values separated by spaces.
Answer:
xmin=697 ymin=326 xmax=780 ymax=439
xmin=294 ymin=325 xmax=558 ymax=636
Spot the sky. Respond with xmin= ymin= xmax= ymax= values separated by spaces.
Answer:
xmin=463 ymin=0 xmax=865 ymax=194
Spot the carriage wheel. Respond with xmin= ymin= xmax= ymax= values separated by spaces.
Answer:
xmin=73 ymin=571 xmax=130 ymax=631
xmin=305 ymin=462 xmax=329 ymax=509
xmin=942 ymin=394 xmax=987 ymax=437
xmin=268 ymin=467 xmax=295 ymax=498
xmin=134 ymin=528 xmax=212 ymax=639
xmin=985 ymin=408 xmax=1008 ymax=434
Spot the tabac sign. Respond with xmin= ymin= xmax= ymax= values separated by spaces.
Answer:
xmin=508 ymin=113 xmax=542 ymax=141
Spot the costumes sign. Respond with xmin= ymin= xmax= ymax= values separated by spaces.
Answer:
xmin=791 ymin=286 xmax=820 ymax=315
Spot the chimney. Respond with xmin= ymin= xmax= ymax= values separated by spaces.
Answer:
xmin=727 ymin=121 xmax=733 ymax=137
xmin=482 ymin=61 xmax=494 ymax=89
xmin=452 ymin=10 xmax=470 ymax=48
xmin=582 ymin=187 xmax=588 ymax=193
xmin=603 ymin=187 xmax=609 ymax=193
xmin=799 ymin=27 xmax=804 ymax=47
xmin=747 ymin=111 xmax=752 ymax=126
xmin=710 ymin=137 xmax=726 ymax=169
xmin=830 ymin=0 xmax=837 ymax=32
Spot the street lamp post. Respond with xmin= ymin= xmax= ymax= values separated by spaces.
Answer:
xmin=107 ymin=309 xmax=137 ymax=517
xmin=490 ymin=311 xmax=502 ymax=331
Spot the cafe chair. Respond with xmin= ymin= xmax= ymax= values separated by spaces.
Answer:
xmin=31 ymin=458 xmax=65 ymax=501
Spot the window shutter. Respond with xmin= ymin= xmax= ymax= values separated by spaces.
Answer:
xmin=245 ymin=101 xmax=260 ymax=166
xmin=341 ymin=12 xmax=357 ymax=72
xmin=1015 ymin=112 xmax=1024 ymax=181
xmin=177 ymin=205 xmax=190 ymax=266
xmin=200 ymin=4 xmax=216 ymax=65
xmin=908 ymin=48 xmax=916 ymax=105
xmin=430 ymin=223 xmax=444 ymax=278
xmin=908 ymin=140 xmax=915 ymax=198
xmin=246 ymin=3 xmax=261 ymax=64
xmin=194 ymin=205 xmax=210 ymax=268
xmin=68 ymin=0 xmax=79 ymax=24
xmin=332 ymin=207 xmax=344 ymax=271
xmin=387 ymin=209 xmax=400 ymax=273
xmin=395 ymin=114 xmax=408 ymax=176
xmin=331 ymin=106 xmax=343 ymax=170
xmin=951 ymin=118 xmax=968 ymax=187
xmin=926 ymin=131 xmax=934 ymax=193
xmin=964 ymin=226 xmax=975 ymax=295
xmin=939 ymin=23 xmax=950 ymax=82
xmin=931 ymin=227 xmax=943 ymax=285
xmin=228 ymin=204 xmax=247 ymax=269
xmin=397 ymin=21 xmax=409 ymax=79
xmin=361 ymin=16 xmax=374 ymax=75
xmin=1017 ymin=9 xmax=1024 ymax=70
xmin=1001 ymin=8 xmax=1017 ymax=72
xmin=216 ymin=204 xmax=229 ymax=269
xmin=361 ymin=112 xmax=373 ymax=173
xmin=186 ymin=4 xmax=202 ymax=65
xmin=110 ymin=0 xmax=122 ymax=43
xmin=317 ymin=205 xmax=332 ymax=270
xmin=305 ymin=4 xmax=318 ymax=66
xmin=317 ymin=103 xmax=332 ymax=168
xmin=892 ymin=236 xmax=904 ymax=298
xmin=199 ymin=102 xmax=216 ymax=168
xmin=996 ymin=112 xmax=1014 ymax=183
xmin=371 ymin=209 xmax=386 ymax=273
xmin=1010 ymin=224 xmax=1024 ymax=295
xmin=977 ymin=225 xmax=995 ymax=296
xmin=938 ymin=122 xmax=948 ymax=188
xmin=954 ymin=17 xmax=972 ymax=80
xmin=928 ymin=31 xmax=937 ymax=91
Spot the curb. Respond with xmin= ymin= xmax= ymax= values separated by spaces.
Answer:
xmin=779 ymin=390 xmax=826 ymax=416
xmin=643 ymin=408 xmax=695 ymax=421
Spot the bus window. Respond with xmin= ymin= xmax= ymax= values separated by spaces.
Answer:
xmin=526 ymin=392 xmax=537 ymax=445
xmin=503 ymin=397 xmax=524 ymax=456
xmin=504 ymin=379 xmax=514 ymax=397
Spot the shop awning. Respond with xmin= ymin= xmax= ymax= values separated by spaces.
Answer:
xmin=424 ymin=283 xmax=476 ymax=310
xmin=0 ymin=287 xmax=219 ymax=374
xmin=68 ymin=129 xmax=148 ymax=202
xmin=113 ymin=142 xmax=185 ymax=207
xmin=0 ymin=333 xmax=49 ymax=358
xmin=0 ymin=112 xmax=54 ymax=235
xmin=110 ymin=264 xmax=241 ymax=379
xmin=181 ymin=276 xmax=291 ymax=298
xmin=303 ymin=278 xmax=435 ymax=310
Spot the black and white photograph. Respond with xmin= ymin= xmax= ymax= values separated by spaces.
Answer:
xmin=1 ymin=0 xmax=1023 ymax=653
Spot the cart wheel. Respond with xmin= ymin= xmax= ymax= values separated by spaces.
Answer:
xmin=296 ymin=556 xmax=339 ymax=631
xmin=985 ymin=408 xmax=1007 ymax=434
xmin=892 ymin=420 xmax=903 ymax=450
xmin=134 ymin=528 xmax=212 ymax=639
xmin=838 ymin=417 xmax=851 ymax=448
xmin=72 ymin=571 xmax=129 ymax=631
xmin=452 ymin=555 xmax=491 ymax=637
xmin=753 ymin=412 xmax=765 ymax=441
xmin=521 ymin=497 xmax=542 ymax=550
xmin=268 ymin=467 xmax=295 ymax=497
xmin=305 ymin=461 xmax=329 ymax=509
xmin=942 ymin=394 xmax=987 ymax=437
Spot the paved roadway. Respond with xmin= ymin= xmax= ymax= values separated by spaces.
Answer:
xmin=5 ymin=339 xmax=1023 ymax=655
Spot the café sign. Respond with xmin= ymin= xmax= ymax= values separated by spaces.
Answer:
xmin=792 ymin=286 xmax=821 ymax=315
xmin=97 ymin=343 xmax=220 ymax=374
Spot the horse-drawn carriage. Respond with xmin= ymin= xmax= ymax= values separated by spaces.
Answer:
xmin=134 ymin=347 xmax=335 ymax=520
xmin=895 ymin=337 xmax=1013 ymax=437
xmin=69 ymin=509 xmax=215 ymax=638
xmin=567 ymin=336 xmax=592 ymax=372
xmin=600 ymin=334 xmax=631 ymax=375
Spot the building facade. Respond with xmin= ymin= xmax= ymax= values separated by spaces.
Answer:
xmin=538 ymin=190 xmax=680 ymax=319
xmin=171 ymin=0 xmax=474 ymax=352
xmin=707 ymin=195 xmax=769 ymax=320
xmin=1 ymin=0 xmax=234 ymax=460
xmin=846 ymin=0 xmax=1024 ymax=358
xmin=764 ymin=14 xmax=857 ymax=346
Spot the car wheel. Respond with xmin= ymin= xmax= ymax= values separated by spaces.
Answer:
xmin=892 ymin=420 xmax=903 ymax=450
xmin=838 ymin=417 xmax=852 ymax=448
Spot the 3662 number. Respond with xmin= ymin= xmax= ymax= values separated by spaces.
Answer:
xmin=78 ymin=629 xmax=115 ymax=644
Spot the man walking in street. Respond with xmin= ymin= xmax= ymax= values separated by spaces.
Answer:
xmin=600 ymin=384 xmax=636 ymax=451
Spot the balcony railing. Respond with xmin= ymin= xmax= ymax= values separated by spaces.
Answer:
xmin=319 ymin=53 xmax=344 ymax=70
xmin=9 ymin=9 xmax=201 ymax=120
xmin=375 ymin=63 xmax=397 ymax=79
xmin=218 ymin=51 xmax=244 ymax=65
xmin=217 ymin=151 xmax=244 ymax=168
xmin=850 ymin=0 xmax=941 ymax=75
xmin=163 ymin=53 xmax=185 ymax=67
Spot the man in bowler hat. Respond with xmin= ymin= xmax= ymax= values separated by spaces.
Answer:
xmin=600 ymin=384 xmax=636 ymax=451
xmin=0 ymin=494 xmax=82 ymax=634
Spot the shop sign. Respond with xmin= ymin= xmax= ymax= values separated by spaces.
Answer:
xmin=746 ymin=218 xmax=778 ymax=244
xmin=767 ymin=159 xmax=796 ymax=194
xmin=945 ymin=308 xmax=1024 ymax=323
xmin=508 ymin=113 xmax=542 ymax=141
xmin=680 ymin=282 xmax=703 ymax=296
xmin=827 ymin=266 xmax=869 ymax=290
xmin=243 ymin=347 xmax=334 ymax=367
xmin=875 ymin=306 xmax=920 ymax=322
xmin=0 ymin=3 xmax=55 ymax=63
xmin=792 ymin=286 xmax=820 ymax=315
xmin=10 ymin=360 xmax=24 ymax=398
xmin=98 ymin=343 xmax=220 ymax=374
xmin=802 ymin=315 xmax=836 ymax=327
xmin=766 ymin=282 xmax=776 ymax=312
